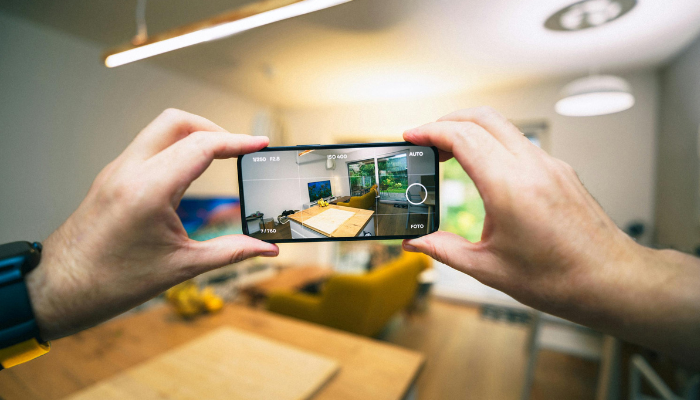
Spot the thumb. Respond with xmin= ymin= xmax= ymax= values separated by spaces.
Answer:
xmin=403 ymin=231 xmax=490 ymax=276
xmin=185 ymin=235 xmax=279 ymax=274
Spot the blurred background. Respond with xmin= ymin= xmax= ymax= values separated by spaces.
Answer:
xmin=1 ymin=0 xmax=700 ymax=399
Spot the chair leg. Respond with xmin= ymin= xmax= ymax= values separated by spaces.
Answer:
xmin=521 ymin=311 xmax=542 ymax=400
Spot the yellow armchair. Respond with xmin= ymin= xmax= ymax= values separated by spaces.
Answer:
xmin=267 ymin=252 xmax=431 ymax=336
xmin=337 ymin=184 xmax=377 ymax=210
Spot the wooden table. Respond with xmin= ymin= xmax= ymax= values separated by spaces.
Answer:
xmin=289 ymin=205 xmax=374 ymax=238
xmin=0 ymin=304 xmax=424 ymax=400
xmin=241 ymin=266 xmax=334 ymax=305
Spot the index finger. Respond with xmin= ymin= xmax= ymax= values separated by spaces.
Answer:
xmin=128 ymin=109 xmax=228 ymax=159
xmin=404 ymin=120 xmax=513 ymax=192
xmin=149 ymin=131 xmax=269 ymax=198
xmin=438 ymin=106 xmax=531 ymax=154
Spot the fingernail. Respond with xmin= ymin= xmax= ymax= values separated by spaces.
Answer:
xmin=261 ymin=251 xmax=278 ymax=257
xmin=403 ymin=242 xmax=418 ymax=252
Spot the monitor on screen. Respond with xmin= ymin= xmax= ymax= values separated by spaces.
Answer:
xmin=307 ymin=180 xmax=332 ymax=202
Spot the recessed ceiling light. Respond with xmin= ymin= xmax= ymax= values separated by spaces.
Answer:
xmin=545 ymin=0 xmax=636 ymax=31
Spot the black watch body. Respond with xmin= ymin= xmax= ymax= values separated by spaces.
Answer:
xmin=0 ymin=241 xmax=43 ymax=349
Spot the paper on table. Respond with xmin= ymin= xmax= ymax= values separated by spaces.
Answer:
xmin=303 ymin=208 xmax=356 ymax=235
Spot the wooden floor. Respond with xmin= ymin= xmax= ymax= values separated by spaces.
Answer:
xmin=375 ymin=203 xmax=429 ymax=236
xmin=250 ymin=220 xmax=293 ymax=240
xmin=249 ymin=203 xmax=429 ymax=240
xmin=382 ymin=300 xmax=599 ymax=400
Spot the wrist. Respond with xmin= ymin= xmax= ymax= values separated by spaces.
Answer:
xmin=539 ymin=231 xmax=651 ymax=329
xmin=25 ymin=227 xmax=82 ymax=341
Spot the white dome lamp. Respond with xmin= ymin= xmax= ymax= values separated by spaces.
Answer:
xmin=555 ymin=74 xmax=635 ymax=117
xmin=546 ymin=0 xmax=637 ymax=117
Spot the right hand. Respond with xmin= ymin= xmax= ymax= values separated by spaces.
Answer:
xmin=402 ymin=107 xmax=649 ymax=320
xmin=402 ymin=107 xmax=700 ymax=367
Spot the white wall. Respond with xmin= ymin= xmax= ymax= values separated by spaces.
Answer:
xmin=298 ymin=153 xmax=343 ymax=203
xmin=239 ymin=144 xmax=435 ymax=219
xmin=656 ymin=34 xmax=700 ymax=253
xmin=0 ymin=12 xmax=269 ymax=243
xmin=240 ymin=150 xmax=303 ymax=220
xmin=282 ymin=70 xmax=659 ymax=232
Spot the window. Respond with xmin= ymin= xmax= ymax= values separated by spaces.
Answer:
xmin=377 ymin=153 xmax=408 ymax=202
xmin=347 ymin=159 xmax=376 ymax=196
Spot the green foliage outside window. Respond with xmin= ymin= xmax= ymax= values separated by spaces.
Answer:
xmin=348 ymin=160 xmax=376 ymax=191
xmin=442 ymin=158 xmax=485 ymax=243
xmin=378 ymin=155 xmax=408 ymax=194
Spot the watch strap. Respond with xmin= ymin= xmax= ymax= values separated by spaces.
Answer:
xmin=0 ymin=254 xmax=41 ymax=348
xmin=0 ymin=241 xmax=49 ymax=369
xmin=0 ymin=338 xmax=51 ymax=369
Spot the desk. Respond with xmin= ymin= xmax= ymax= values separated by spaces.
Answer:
xmin=330 ymin=196 xmax=351 ymax=205
xmin=245 ymin=214 xmax=264 ymax=234
xmin=289 ymin=205 xmax=374 ymax=238
xmin=241 ymin=266 xmax=334 ymax=305
xmin=0 ymin=304 xmax=424 ymax=400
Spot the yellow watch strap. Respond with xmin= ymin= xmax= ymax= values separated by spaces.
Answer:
xmin=0 ymin=338 xmax=50 ymax=369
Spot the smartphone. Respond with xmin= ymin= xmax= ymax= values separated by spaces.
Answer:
xmin=238 ymin=142 xmax=439 ymax=243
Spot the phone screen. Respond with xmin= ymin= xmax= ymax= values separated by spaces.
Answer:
xmin=238 ymin=142 xmax=439 ymax=243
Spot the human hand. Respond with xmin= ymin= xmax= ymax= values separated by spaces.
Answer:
xmin=402 ymin=107 xmax=650 ymax=321
xmin=26 ymin=109 xmax=279 ymax=340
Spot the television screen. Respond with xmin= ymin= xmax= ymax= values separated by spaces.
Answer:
xmin=307 ymin=180 xmax=332 ymax=202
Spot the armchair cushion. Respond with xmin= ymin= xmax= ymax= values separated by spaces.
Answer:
xmin=337 ymin=185 xmax=377 ymax=210
xmin=266 ymin=252 xmax=431 ymax=336
xmin=267 ymin=291 xmax=323 ymax=324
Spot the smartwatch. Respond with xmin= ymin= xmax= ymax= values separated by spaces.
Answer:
xmin=0 ymin=241 xmax=50 ymax=369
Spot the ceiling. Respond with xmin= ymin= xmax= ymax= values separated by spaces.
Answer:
xmin=3 ymin=0 xmax=700 ymax=108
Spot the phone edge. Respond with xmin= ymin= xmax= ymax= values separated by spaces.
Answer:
xmin=237 ymin=141 xmax=440 ymax=244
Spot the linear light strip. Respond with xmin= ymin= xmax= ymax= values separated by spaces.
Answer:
xmin=105 ymin=0 xmax=351 ymax=68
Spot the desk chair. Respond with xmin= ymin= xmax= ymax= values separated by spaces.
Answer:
xmin=629 ymin=355 xmax=699 ymax=400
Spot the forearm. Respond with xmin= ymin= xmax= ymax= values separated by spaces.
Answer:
xmin=556 ymin=243 xmax=700 ymax=368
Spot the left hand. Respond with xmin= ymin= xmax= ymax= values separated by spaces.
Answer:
xmin=26 ymin=109 xmax=279 ymax=340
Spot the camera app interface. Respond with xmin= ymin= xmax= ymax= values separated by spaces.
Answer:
xmin=240 ymin=145 xmax=437 ymax=240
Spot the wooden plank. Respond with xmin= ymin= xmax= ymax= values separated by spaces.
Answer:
xmin=0 ymin=304 xmax=424 ymax=400
xmin=63 ymin=327 xmax=339 ymax=400
xmin=288 ymin=205 xmax=373 ymax=237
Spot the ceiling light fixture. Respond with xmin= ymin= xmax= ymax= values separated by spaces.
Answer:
xmin=545 ymin=0 xmax=636 ymax=31
xmin=555 ymin=74 xmax=635 ymax=117
xmin=104 ymin=0 xmax=351 ymax=68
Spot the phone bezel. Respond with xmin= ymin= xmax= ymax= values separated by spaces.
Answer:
xmin=237 ymin=142 xmax=440 ymax=243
